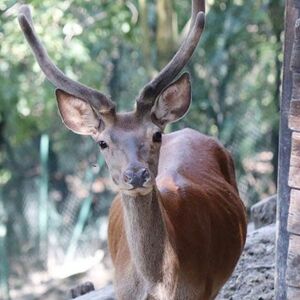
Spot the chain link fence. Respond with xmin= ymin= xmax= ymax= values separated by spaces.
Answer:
xmin=0 ymin=109 xmax=278 ymax=299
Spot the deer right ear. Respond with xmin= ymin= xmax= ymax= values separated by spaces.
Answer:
xmin=55 ymin=89 xmax=101 ymax=137
xmin=151 ymin=73 xmax=191 ymax=128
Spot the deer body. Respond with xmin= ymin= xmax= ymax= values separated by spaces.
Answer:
xmin=109 ymin=128 xmax=246 ymax=300
xmin=18 ymin=1 xmax=247 ymax=299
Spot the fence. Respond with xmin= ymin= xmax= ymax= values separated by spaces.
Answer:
xmin=0 ymin=114 xmax=277 ymax=299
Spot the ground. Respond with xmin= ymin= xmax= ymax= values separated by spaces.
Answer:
xmin=72 ymin=223 xmax=276 ymax=300
xmin=11 ymin=223 xmax=276 ymax=300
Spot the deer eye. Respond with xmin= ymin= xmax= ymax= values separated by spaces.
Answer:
xmin=152 ymin=131 xmax=162 ymax=143
xmin=99 ymin=141 xmax=108 ymax=149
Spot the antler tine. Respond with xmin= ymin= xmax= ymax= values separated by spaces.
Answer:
xmin=191 ymin=0 xmax=205 ymax=25
xmin=18 ymin=5 xmax=115 ymax=114
xmin=137 ymin=0 xmax=205 ymax=111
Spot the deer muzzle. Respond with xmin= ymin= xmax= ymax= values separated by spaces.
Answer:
xmin=123 ymin=167 xmax=151 ymax=189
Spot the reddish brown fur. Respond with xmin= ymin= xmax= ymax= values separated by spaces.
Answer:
xmin=108 ymin=128 xmax=247 ymax=299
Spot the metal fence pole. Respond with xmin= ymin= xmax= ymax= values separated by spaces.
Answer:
xmin=39 ymin=134 xmax=49 ymax=267
xmin=0 ymin=188 xmax=10 ymax=300
xmin=65 ymin=169 xmax=94 ymax=264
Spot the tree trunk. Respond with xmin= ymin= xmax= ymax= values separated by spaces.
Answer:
xmin=139 ymin=0 xmax=152 ymax=76
xmin=156 ymin=0 xmax=176 ymax=68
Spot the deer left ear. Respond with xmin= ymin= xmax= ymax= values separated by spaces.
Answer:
xmin=55 ymin=89 xmax=101 ymax=138
xmin=151 ymin=73 xmax=191 ymax=128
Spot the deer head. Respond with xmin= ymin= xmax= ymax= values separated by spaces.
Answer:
xmin=18 ymin=2 xmax=205 ymax=196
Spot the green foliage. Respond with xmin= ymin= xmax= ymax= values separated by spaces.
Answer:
xmin=0 ymin=0 xmax=283 ymax=206
xmin=0 ymin=0 xmax=283 ymax=212
xmin=185 ymin=0 xmax=283 ymax=204
xmin=0 ymin=1 xmax=284 ymax=293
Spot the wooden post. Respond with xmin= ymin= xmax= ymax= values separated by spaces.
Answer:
xmin=286 ymin=12 xmax=300 ymax=298
xmin=275 ymin=1 xmax=299 ymax=299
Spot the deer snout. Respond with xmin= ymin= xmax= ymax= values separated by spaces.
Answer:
xmin=123 ymin=167 xmax=151 ymax=188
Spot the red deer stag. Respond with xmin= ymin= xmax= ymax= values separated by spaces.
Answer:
xmin=19 ymin=1 xmax=247 ymax=299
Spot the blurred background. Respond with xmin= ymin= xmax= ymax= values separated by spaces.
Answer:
xmin=0 ymin=0 xmax=283 ymax=299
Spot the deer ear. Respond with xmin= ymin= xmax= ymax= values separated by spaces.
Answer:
xmin=55 ymin=89 xmax=100 ymax=137
xmin=151 ymin=73 xmax=191 ymax=128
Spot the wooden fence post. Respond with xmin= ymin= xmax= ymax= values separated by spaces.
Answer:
xmin=285 ymin=6 xmax=300 ymax=298
xmin=275 ymin=1 xmax=299 ymax=299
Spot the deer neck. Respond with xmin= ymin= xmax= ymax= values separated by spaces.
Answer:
xmin=121 ymin=188 xmax=168 ymax=284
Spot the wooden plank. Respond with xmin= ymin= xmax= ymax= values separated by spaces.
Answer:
xmin=287 ymin=286 xmax=300 ymax=299
xmin=276 ymin=2 xmax=298 ymax=299
xmin=289 ymin=99 xmax=300 ymax=130
xmin=289 ymin=166 xmax=300 ymax=189
xmin=286 ymin=234 xmax=300 ymax=288
xmin=288 ymin=189 xmax=300 ymax=234
xmin=290 ymin=18 xmax=300 ymax=131
xmin=289 ymin=132 xmax=300 ymax=189
xmin=290 ymin=18 xmax=300 ymax=72
xmin=291 ymin=131 xmax=300 ymax=158
xmin=290 ymin=19 xmax=300 ymax=130
xmin=289 ymin=166 xmax=300 ymax=188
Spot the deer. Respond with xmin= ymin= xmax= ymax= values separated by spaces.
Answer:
xmin=18 ymin=1 xmax=247 ymax=299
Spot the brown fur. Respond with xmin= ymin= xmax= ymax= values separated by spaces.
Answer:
xmin=108 ymin=128 xmax=247 ymax=299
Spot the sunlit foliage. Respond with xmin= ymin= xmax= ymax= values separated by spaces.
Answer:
xmin=0 ymin=0 xmax=283 ymax=268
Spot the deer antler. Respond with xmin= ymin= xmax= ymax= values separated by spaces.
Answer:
xmin=18 ymin=5 xmax=115 ymax=114
xmin=137 ymin=0 xmax=205 ymax=111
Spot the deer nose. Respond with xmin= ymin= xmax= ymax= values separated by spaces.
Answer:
xmin=123 ymin=168 xmax=151 ymax=188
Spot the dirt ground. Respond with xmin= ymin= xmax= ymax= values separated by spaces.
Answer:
xmin=11 ymin=223 xmax=276 ymax=300
xmin=71 ymin=223 xmax=276 ymax=300
xmin=10 ymin=253 xmax=114 ymax=300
